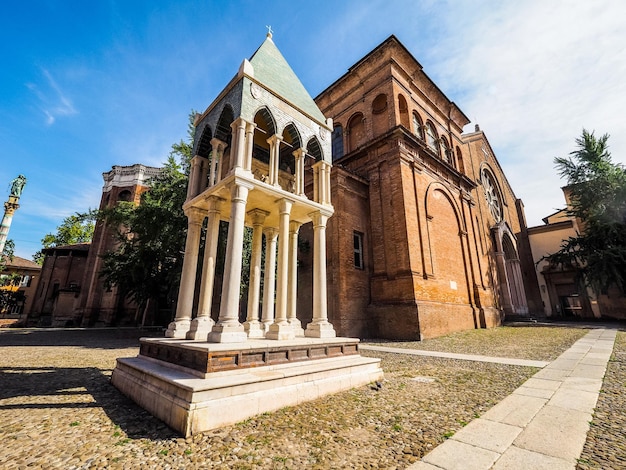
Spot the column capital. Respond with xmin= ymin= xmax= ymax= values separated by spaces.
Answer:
xmin=292 ymin=147 xmax=306 ymax=159
xmin=263 ymin=227 xmax=279 ymax=238
xmin=228 ymin=180 xmax=254 ymax=202
xmin=185 ymin=206 xmax=205 ymax=224
xmin=266 ymin=134 xmax=283 ymax=146
xmin=278 ymin=197 xmax=293 ymax=214
xmin=247 ymin=208 xmax=269 ymax=225
xmin=289 ymin=220 xmax=302 ymax=233
xmin=210 ymin=137 xmax=227 ymax=153
xmin=230 ymin=116 xmax=249 ymax=131
xmin=308 ymin=210 xmax=331 ymax=227
xmin=312 ymin=159 xmax=331 ymax=170
xmin=206 ymin=195 xmax=225 ymax=213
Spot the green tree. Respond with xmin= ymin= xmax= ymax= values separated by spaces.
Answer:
xmin=97 ymin=112 xmax=196 ymax=322
xmin=98 ymin=155 xmax=189 ymax=320
xmin=0 ymin=240 xmax=22 ymax=315
xmin=33 ymin=212 xmax=95 ymax=264
xmin=547 ymin=129 xmax=626 ymax=294
xmin=0 ymin=239 xmax=15 ymax=272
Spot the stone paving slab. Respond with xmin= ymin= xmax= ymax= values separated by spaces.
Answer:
xmin=513 ymin=405 xmax=592 ymax=461
xmin=492 ymin=445 xmax=574 ymax=470
xmin=450 ymin=419 xmax=521 ymax=453
xmin=480 ymin=394 xmax=546 ymax=427
xmin=359 ymin=345 xmax=550 ymax=368
xmin=421 ymin=439 xmax=500 ymax=470
xmin=408 ymin=329 xmax=617 ymax=470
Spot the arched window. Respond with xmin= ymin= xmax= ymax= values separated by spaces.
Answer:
xmin=425 ymin=122 xmax=438 ymax=153
xmin=412 ymin=113 xmax=423 ymax=139
xmin=397 ymin=94 xmax=410 ymax=129
xmin=215 ymin=105 xmax=234 ymax=144
xmin=441 ymin=136 xmax=452 ymax=165
xmin=252 ymin=107 xmax=276 ymax=165
xmin=332 ymin=125 xmax=344 ymax=161
xmin=372 ymin=94 xmax=388 ymax=114
xmin=117 ymin=190 xmax=132 ymax=202
xmin=278 ymin=123 xmax=301 ymax=192
xmin=250 ymin=107 xmax=277 ymax=183
xmin=347 ymin=112 xmax=365 ymax=152
xmin=372 ymin=94 xmax=388 ymax=137
xmin=196 ymin=125 xmax=213 ymax=158
xmin=456 ymin=147 xmax=465 ymax=173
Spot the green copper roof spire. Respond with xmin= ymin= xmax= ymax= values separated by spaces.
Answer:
xmin=249 ymin=32 xmax=326 ymax=124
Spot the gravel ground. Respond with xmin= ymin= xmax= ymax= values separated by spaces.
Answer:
xmin=365 ymin=325 xmax=590 ymax=361
xmin=576 ymin=330 xmax=626 ymax=470
xmin=0 ymin=326 xmax=611 ymax=469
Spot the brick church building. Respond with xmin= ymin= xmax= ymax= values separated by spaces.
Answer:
xmin=300 ymin=36 xmax=542 ymax=339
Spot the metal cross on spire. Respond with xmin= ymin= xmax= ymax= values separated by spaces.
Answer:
xmin=265 ymin=25 xmax=273 ymax=38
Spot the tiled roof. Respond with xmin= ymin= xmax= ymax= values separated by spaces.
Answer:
xmin=249 ymin=35 xmax=326 ymax=124
xmin=3 ymin=255 xmax=41 ymax=270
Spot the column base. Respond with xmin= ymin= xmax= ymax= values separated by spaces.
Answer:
xmin=289 ymin=319 xmax=305 ymax=337
xmin=244 ymin=320 xmax=265 ymax=339
xmin=165 ymin=319 xmax=191 ymax=338
xmin=266 ymin=322 xmax=296 ymax=340
xmin=305 ymin=322 xmax=336 ymax=338
xmin=208 ymin=322 xmax=248 ymax=343
xmin=186 ymin=316 xmax=215 ymax=340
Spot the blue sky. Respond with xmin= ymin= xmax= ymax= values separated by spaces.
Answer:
xmin=1 ymin=0 xmax=625 ymax=260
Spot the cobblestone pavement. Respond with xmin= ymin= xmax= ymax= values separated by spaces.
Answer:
xmin=577 ymin=330 xmax=626 ymax=470
xmin=0 ymin=326 xmax=615 ymax=469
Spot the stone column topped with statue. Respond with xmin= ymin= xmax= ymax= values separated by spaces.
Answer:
xmin=0 ymin=174 xmax=27 ymax=255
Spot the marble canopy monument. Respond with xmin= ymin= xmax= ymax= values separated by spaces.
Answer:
xmin=111 ymin=33 xmax=383 ymax=436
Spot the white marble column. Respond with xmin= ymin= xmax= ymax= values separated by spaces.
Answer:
xmin=187 ymin=196 xmax=223 ymax=340
xmin=312 ymin=163 xmax=319 ymax=203
xmin=209 ymin=138 xmax=226 ymax=187
xmin=186 ymin=155 xmax=201 ymax=200
xmin=208 ymin=182 xmax=252 ymax=343
xmin=166 ymin=207 xmax=205 ymax=338
xmin=231 ymin=118 xmax=248 ymax=171
xmin=197 ymin=156 xmax=208 ymax=195
xmin=313 ymin=160 xmax=332 ymax=205
xmin=293 ymin=148 xmax=305 ymax=196
xmin=305 ymin=211 xmax=336 ymax=338
xmin=287 ymin=221 xmax=304 ymax=336
xmin=267 ymin=135 xmax=282 ymax=186
xmin=244 ymin=209 xmax=269 ymax=338
xmin=261 ymin=228 xmax=278 ymax=331
xmin=266 ymin=198 xmax=295 ymax=340
xmin=243 ymin=121 xmax=256 ymax=172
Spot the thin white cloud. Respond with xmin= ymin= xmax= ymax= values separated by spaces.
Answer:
xmin=26 ymin=68 xmax=78 ymax=125
xmin=420 ymin=0 xmax=626 ymax=225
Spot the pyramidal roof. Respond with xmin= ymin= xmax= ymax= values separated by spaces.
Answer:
xmin=249 ymin=34 xmax=326 ymax=124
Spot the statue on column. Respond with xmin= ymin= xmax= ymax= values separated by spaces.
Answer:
xmin=9 ymin=175 xmax=27 ymax=198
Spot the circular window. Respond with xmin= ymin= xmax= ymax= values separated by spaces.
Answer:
xmin=482 ymin=170 xmax=502 ymax=222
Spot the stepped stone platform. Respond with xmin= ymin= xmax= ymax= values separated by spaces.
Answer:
xmin=112 ymin=337 xmax=383 ymax=437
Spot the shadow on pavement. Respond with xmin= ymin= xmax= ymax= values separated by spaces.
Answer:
xmin=0 ymin=328 xmax=178 ymax=440
xmin=0 ymin=327 xmax=163 ymax=348
xmin=0 ymin=364 xmax=178 ymax=440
